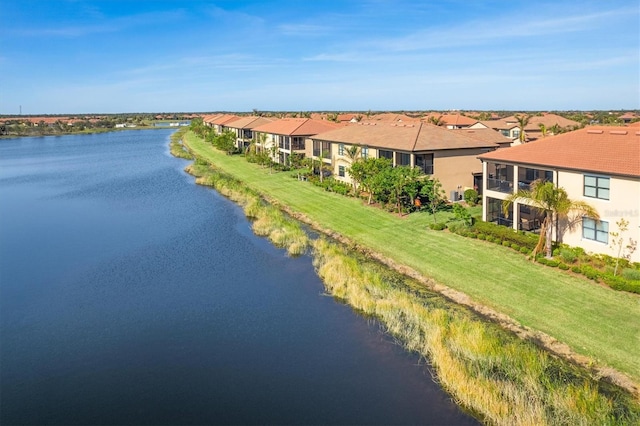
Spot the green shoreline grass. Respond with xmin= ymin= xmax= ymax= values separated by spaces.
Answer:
xmin=312 ymin=238 xmax=639 ymax=425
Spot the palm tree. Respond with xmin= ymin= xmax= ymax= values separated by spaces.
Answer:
xmin=343 ymin=145 xmax=362 ymax=194
xmin=503 ymin=180 xmax=599 ymax=258
xmin=515 ymin=114 xmax=531 ymax=143
xmin=538 ymin=123 xmax=548 ymax=138
xmin=428 ymin=115 xmax=445 ymax=126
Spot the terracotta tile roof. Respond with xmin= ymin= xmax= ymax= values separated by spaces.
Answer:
xmin=502 ymin=113 xmax=580 ymax=130
xmin=311 ymin=122 xmax=499 ymax=152
xmin=425 ymin=113 xmax=477 ymax=127
xmin=368 ymin=113 xmax=420 ymax=123
xmin=252 ymin=118 xmax=341 ymax=136
xmin=478 ymin=126 xmax=640 ymax=177
xmin=203 ymin=114 xmax=223 ymax=124
xmin=451 ymin=128 xmax=512 ymax=145
xmin=479 ymin=119 xmax=517 ymax=130
xmin=225 ymin=116 xmax=273 ymax=129
xmin=627 ymin=121 xmax=640 ymax=128
xmin=210 ymin=114 xmax=241 ymax=126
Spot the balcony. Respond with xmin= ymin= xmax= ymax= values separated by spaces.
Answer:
xmin=487 ymin=178 xmax=513 ymax=193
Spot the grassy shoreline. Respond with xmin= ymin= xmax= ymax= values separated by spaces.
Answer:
xmin=172 ymin=131 xmax=640 ymax=424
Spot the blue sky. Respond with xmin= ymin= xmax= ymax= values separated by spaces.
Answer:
xmin=1 ymin=0 xmax=638 ymax=114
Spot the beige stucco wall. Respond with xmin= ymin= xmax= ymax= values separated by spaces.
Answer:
xmin=557 ymin=170 xmax=640 ymax=263
xmin=434 ymin=149 xmax=486 ymax=197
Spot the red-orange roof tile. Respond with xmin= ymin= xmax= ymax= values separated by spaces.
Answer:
xmin=478 ymin=126 xmax=640 ymax=177
xmin=252 ymin=118 xmax=341 ymax=136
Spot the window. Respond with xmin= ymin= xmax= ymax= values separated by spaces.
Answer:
xmin=313 ymin=140 xmax=331 ymax=158
xmin=415 ymin=154 xmax=434 ymax=174
xmin=338 ymin=144 xmax=344 ymax=156
xmin=379 ymin=149 xmax=393 ymax=160
xmin=584 ymin=175 xmax=609 ymax=200
xmin=487 ymin=197 xmax=512 ymax=227
xmin=338 ymin=165 xmax=345 ymax=177
xmin=361 ymin=146 xmax=369 ymax=159
xmin=397 ymin=152 xmax=411 ymax=166
xmin=291 ymin=136 xmax=305 ymax=150
xmin=512 ymin=129 xmax=520 ymax=139
xmin=583 ymin=218 xmax=608 ymax=243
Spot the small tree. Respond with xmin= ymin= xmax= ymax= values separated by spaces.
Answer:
xmin=420 ymin=177 xmax=446 ymax=224
xmin=610 ymin=218 xmax=638 ymax=276
xmin=453 ymin=203 xmax=472 ymax=227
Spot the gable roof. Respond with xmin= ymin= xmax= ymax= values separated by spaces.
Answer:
xmin=252 ymin=118 xmax=341 ymax=136
xmin=210 ymin=114 xmax=241 ymax=126
xmin=425 ymin=113 xmax=477 ymax=127
xmin=450 ymin=128 xmax=512 ymax=145
xmin=225 ymin=116 xmax=273 ymax=129
xmin=478 ymin=126 xmax=640 ymax=177
xmin=311 ymin=122 xmax=499 ymax=152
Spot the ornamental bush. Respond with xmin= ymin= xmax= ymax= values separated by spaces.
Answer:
xmin=472 ymin=221 xmax=538 ymax=250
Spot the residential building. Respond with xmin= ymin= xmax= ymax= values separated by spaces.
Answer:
xmin=223 ymin=116 xmax=273 ymax=151
xmin=424 ymin=113 xmax=478 ymax=129
xmin=202 ymin=114 xmax=240 ymax=134
xmin=309 ymin=122 xmax=507 ymax=200
xmin=474 ymin=113 xmax=581 ymax=144
xmin=252 ymin=118 xmax=341 ymax=165
xmin=477 ymin=126 xmax=640 ymax=262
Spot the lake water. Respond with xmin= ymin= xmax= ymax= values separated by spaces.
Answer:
xmin=0 ymin=130 xmax=479 ymax=425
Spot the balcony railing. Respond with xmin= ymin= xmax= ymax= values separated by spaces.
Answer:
xmin=491 ymin=217 xmax=513 ymax=227
xmin=291 ymin=142 xmax=305 ymax=151
xmin=487 ymin=178 xmax=513 ymax=193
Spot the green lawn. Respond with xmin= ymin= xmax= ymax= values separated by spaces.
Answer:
xmin=184 ymin=132 xmax=640 ymax=383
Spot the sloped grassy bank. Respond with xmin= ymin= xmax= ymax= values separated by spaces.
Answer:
xmin=171 ymin=132 xmax=640 ymax=425
xmin=313 ymin=239 xmax=639 ymax=425
xmin=185 ymin=159 xmax=309 ymax=256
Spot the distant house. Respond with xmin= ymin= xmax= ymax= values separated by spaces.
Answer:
xmin=619 ymin=112 xmax=638 ymax=124
xmin=475 ymin=113 xmax=581 ymax=144
xmin=252 ymin=118 xmax=342 ymax=165
xmin=309 ymin=122 xmax=507 ymax=200
xmin=477 ymin=126 xmax=640 ymax=262
xmin=207 ymin=114 xmax=241 ymax=134
xmin=425 ymin=113 xmax=478 ymax=129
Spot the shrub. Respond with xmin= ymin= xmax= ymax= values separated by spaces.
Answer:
xmin=467 ymin=232 xmax=477 ymax=239
xmin=621 ymin=268 xmax=640 ymax=281
xmin=472 ymin=221 xmax=538 ymax=250
xmin=601 ymin=274 xmax=640 ymax=294
xmin=502 ymin=240 xmax=511 ymax=247
xmin=559 ymin=263 xmax=570 ymax=270
xmin=511 ymin=243 xmax=520 ymax=250
xmin=463 ymin=188 xmax=479 ymax=205
xmin=581 ymin=265 xmax=600 ymax=281
xmin=537 ymin=257 xmax=548 ymax=265
xmin=559 ymin=248 xmax=578 ymax=264
xmin=571 ymin=265 xmax=582 ymax=274
xmin=447 ymin=222 xmax=465 ymax=234
xmin=477 ymin=234 xmax=486 ymax=240
xmin=520 ymin=247 xmax=530 ymax=254
xmin=429 ymin=222 xmax=447 ymax=231
xmin=546 ymin=260 xmax=559 ymax=267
